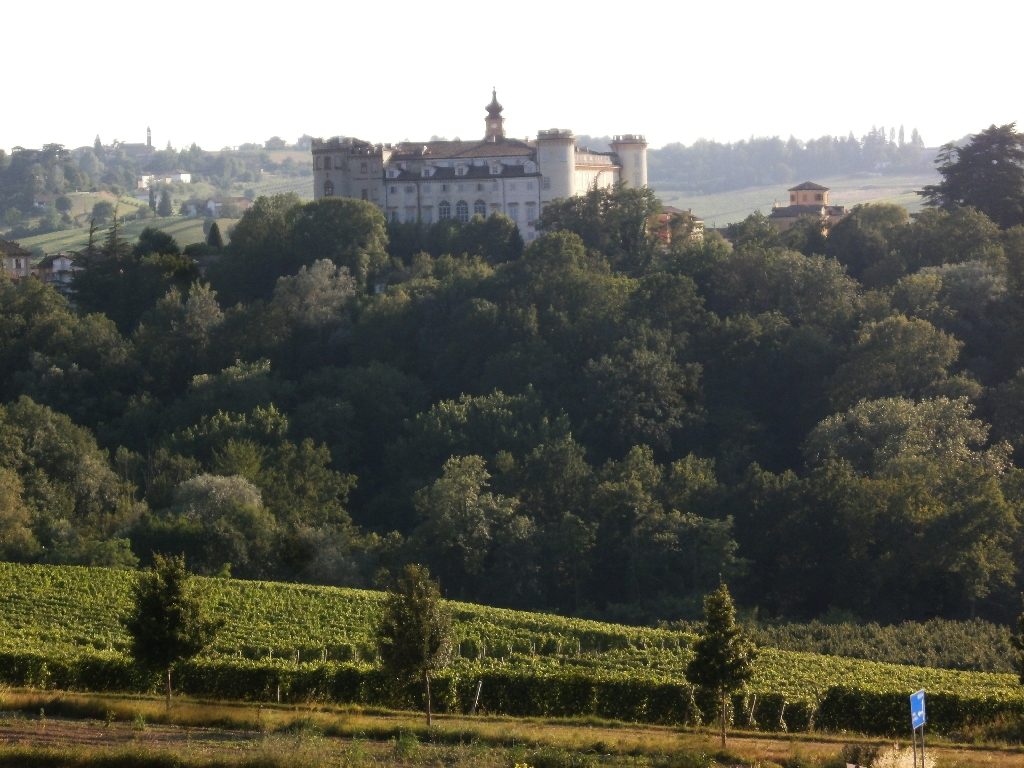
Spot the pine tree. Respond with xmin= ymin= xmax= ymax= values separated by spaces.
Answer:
xmin=374 ymin=565 xmax=453 ymax=725
xmin=206 ymin=222 xmax=224 ymax=249
xmin=123 ymin=554 xmax=221 ymax=710
xmin=685 ymin=584 xmax=757 ymax=746
xmin=157 ymin=188 xmax=174 ymax=217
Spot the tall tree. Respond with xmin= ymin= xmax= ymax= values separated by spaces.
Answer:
xmin=207 ymin=221 xmax=224 ymax=249
xmin=157 ymin=187 xmax=174 ymax=217
xmin=123 ymin=554 xmax=221 ymax=709
xmin=920 ymin=123 xmax=1024 ymax=228
xmin=685 ymin=583 xmax=756 ymax=746
xmin=374 ymin=564 xmax=453 ymax=725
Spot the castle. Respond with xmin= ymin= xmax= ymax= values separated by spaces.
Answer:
xmin=311 ymin=91 xmax=648 ymax=240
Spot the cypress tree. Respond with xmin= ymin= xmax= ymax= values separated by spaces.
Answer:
xmin=157 ymin=188 xmax=174 ymax=217
xmin=206 ymin=221 xmax=224 ymax=249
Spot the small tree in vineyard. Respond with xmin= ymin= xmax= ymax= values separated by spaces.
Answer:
xmin=374 ymin=564 xmax=452 ymax=725
xmin=685 ymin=583 xmax=756 ymax=746
xmin=124 ymin=554 xmax=221 ymax=709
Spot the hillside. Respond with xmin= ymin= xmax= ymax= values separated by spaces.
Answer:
xmin=653 ymin=171 xmax=939 ymax=226
xmin=14 ymin=215 xmax=234 ymax=255
xmin=1 ymin=562 xmax=1020 ymax=718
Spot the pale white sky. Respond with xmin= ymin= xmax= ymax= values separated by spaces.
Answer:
xmin=5 ymin=0 xmax=1020 ymax=153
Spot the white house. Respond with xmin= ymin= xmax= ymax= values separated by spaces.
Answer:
xmin=311 ymin=91 xmax=648 ymax=240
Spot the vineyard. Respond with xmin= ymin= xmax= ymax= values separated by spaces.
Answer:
xmin=1 ymin=563 xmax=1022 ymax=735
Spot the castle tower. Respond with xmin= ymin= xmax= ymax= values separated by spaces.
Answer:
xmin=147 ymin=127 xmax=152 ymax=147
xmin=610 ymin=134 xmax=648 ymax=188
xmin=485 ymin=89 xmax=505 ymax=141
xmin=537 ymin=128 xmax=576 ymax=202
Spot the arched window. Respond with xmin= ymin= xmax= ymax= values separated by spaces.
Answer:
xmin=474 ymin=199 xmax=486 ymax=216
xmin=456 ymin=201 xmax=469 ymax=222
xmin=438 ymin=201 xmax=451 ymax=219
xmin=323 ymin=180 xmax=334 ymax=197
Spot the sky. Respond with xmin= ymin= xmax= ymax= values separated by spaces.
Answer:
xmin=4 ymin=0 xmax=1021 ymax=153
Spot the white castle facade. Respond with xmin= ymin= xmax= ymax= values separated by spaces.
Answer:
xmin=311 ymin=91 xmax=648 ymax=241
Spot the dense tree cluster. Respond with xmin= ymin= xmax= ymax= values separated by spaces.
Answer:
xmin=646 ymin=125 xmax=929 ymax=194
xmin=4 ymin=132 xmax=1024 ymax=626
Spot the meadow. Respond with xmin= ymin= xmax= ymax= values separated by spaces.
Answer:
xmin=653 ymin=171 xmax=940 ymax=226
xmin=15 ymin=216 xmax=235 ymax=255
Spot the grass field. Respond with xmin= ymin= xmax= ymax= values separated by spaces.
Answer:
xmin=13 ymin=216 xmax=235 ymax=256
xmin=249 ymin=174 xmax=313 ymax=200
xmin=0 ymin=687 xmax=1017 ymax=768
xmin=653 ymin=171 xmax=941 ymax=226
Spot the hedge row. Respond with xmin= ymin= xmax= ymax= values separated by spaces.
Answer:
xmin=0 ymin=648 xmax=1019 ymax=736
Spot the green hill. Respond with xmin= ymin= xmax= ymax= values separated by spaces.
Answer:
xmin=0 ymin=562 xmax=1020 ymax=734
xmin=14 ymin=216 xmax=234 ymax=257
xmin=654 ymin=171 xmax=939 ymax=227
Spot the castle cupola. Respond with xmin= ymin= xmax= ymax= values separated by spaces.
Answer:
xmin=484 ymin=88 xmax=505 ymax=141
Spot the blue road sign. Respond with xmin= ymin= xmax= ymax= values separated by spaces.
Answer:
xmin=911 ymin=689 xmax=926 ymax=729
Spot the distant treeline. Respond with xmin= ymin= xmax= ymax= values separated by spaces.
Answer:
xmin=580 ymin=127 xmax=934 ymax=194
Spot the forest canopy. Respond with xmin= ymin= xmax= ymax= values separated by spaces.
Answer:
xmin=3 ymin=126 xmax=1024 ymax=627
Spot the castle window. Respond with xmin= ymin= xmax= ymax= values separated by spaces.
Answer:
xmin=423 ymin=209 xmax=433 ymax=223
xmin=422 ymin=185 xmax=431 ymax=194
xmin=456 ymin=201 xmax=469 ymax=222
xmin=441 ymin=184 xmax=449 ymax=192
xmin=405 ymin=208 xmax=416 ymax=223
xmin=508 ymin=204 xmax=519 ymax=222
xmin=405 ymin=186 xmax=415 ymax=194
xmin=526 ymin=203 xmax=536 ymax=223
xmin=816 ymin=193 xmax=823 ymax=201
xmin=474 ymin=200 xmax=486 ymax=216
xmin=315 ymin=157 xmax=321 ymax=170
xmin=542 ymin=177 xmax=551 ymax=190
xmin=527 ymin=181 xmax=534 ymax=190
xmin=790 ymin=194 xmax=796 ymax=203
xmin=389 ymin=210 xmax=399 ymax=222
xmin=323 ymin=180 xmax=335 ymax=197
xmin=389 ymin=186 xmax=396 ymax=194
xmin=361 ymin=189 xmax=368 ymax=200
xmin=634 ymin=173 xmax=641 ymax=187
xmin=476 ymin=183 xmax=484 ymax=192
xmin=509 ymin=183 xmax=517 ymax=191
xmin=439 ymin=201 xmax=451 ymax=219
xmin=360 ymin=162 xmax=368 ymax=173
xmin=492 ymin=182 xmax=499 ymax=191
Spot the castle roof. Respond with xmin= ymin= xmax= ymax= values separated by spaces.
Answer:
xmin=0 ymin=238 xmax=30 ymax=257
xmin=387 ymin=164 xmax=538 ymax=182
xmin=390 ymin=138 xmax=535 ymax=160
xmin=789 ymin=181 xmax=829 ymax=191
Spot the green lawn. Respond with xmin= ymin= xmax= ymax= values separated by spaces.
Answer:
xmin=653 ymin=171 xmax=941 ymax=226
xmin=15 ymin=216 xmax=234 ymax=257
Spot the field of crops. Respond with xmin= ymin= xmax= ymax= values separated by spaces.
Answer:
xmin=0 ymin=563 xmax=1021 ymax=734
xmin=15 ymin=216 xmax=233 ymax=256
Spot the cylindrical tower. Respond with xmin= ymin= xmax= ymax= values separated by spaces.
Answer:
xmin=610 ymin=134 xmax=648 ymax=188
xmin=536 ymin=128 xmax=576 ymax=203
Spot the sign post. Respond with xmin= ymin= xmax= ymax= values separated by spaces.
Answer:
xmin=910 ymin=690 xmax=926 ymax=768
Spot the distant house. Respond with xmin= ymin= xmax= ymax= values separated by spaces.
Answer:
xmin=169 ymin=170 xmax=192 ymax=184
xmin=182 ymin=197 xmax=253 ymax=218
xmin=0 ymin=239 xmax=32 ymax=279
xmin=768 ymin=181 xmax=846 ymax=232
xmin=137 ymin=174 xmax=155 ymax=189
xmin=36 ymin=253 xmax=82 ymax=292
xmin=656 ymin=206 xmax=704 ymax=245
